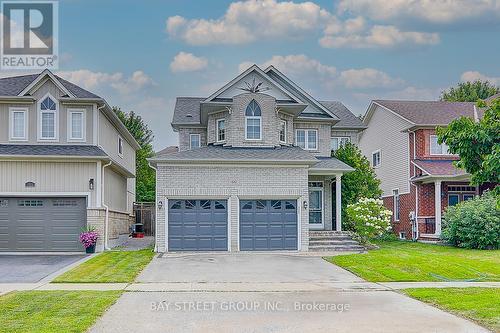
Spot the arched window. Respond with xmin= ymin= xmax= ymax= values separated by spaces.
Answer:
xmin=38 ymin=94 xmax=58 ymax=141
xmin=245 ymin=99 xmax=261 ymax=140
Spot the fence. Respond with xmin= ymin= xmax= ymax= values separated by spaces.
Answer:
xmin=133 ymin=202 xmax=156 ymax=236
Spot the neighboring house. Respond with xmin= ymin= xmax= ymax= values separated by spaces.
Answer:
xmin=0 ymin=70 xmax=140 ymax=252
xmin=149 ymin=64 xmax=365 ymax=252
xmin=359 ymin=100 xmax=485 ymax=241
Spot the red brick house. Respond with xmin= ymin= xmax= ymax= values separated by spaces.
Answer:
xmin=359 ymin=100 xmax=484 ymax=241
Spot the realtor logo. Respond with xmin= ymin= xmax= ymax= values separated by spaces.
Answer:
xmin=1 ymin=1 xmax=58 ymax=69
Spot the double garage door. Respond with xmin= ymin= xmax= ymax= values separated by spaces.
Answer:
xmin=0 ymin=197 xmax=86 ymax=252
xmin=167 ymin=199 xmax=297 ymax=251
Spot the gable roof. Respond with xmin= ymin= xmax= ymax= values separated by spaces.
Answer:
xmin=172 ymin=97 xmax=204 ymax=125
xmin=320 ymin=101 xmax=364 ymax=128
xmin=372 ymin=100 xmax=476 ymax=126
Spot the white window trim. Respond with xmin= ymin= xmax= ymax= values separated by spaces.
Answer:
xmin=118 ymin=135 xmax=124 ymax=158
xmin=429 ymin=135 xmax=451 ymax=156
xmin=67 ymin=108 xmax=86 ymax=142
xmin=189 ymin=133 xmax=201 ymax=149
xmin=9 ymin=107 xmax=28 ymax=141
xmin=331 ymin=136 xmax=350 ymax=151
xmin=295 ymin=129 xmax=318 ymax=151
xmin=308 ymin=180 xmax=324 ymax=230
xmin=245 ymin=116 xmax=262 ymax=140
xmin=279 ymin=119 xmax=287 ymax=143
xmin=392 ymin=188 xmax=400 ymax=222
xmin=372 ymin=149 xmax=381 ymax=168
xmin=216 ymin=119 xmax=225 ymax=143
xmin=37 ymin=93 xmax=59 ymax=142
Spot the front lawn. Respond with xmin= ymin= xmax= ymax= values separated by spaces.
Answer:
xmin=0 ymin=290 xmax=122 ymax=333
xmin=403 ymin=288 xmax=500 ymax=332
xmin=327 ymin=241 xmax=500 ymax=282
xmin=53 ymin=249 xmax=155 ymax=283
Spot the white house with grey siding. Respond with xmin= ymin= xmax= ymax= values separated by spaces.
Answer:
xmin=0 ymin=70 xmax=140 ymax=252
xmin=149 ymin=65 xmax=366 ymax=253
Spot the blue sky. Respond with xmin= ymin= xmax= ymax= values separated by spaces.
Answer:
xmin=4 ymin=0 xmax=500 ymax=149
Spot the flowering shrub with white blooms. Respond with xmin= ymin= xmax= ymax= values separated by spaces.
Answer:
xmin=346 ymin=197 xmax=392 ymax=242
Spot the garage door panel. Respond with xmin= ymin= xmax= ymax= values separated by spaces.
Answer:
xmin=239 ymin=200 xmax=297 ymax=251
xmin=168 ymin=199 xmax=228 ymax=251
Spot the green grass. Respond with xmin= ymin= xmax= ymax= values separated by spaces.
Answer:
xmin=327 ymin=241 xmax=500 ymax=282
xmin=403 ymin=288 xmax=500 ymax=331
xmin=0 ymin=290 xmax=122 ymax=333
xmin=53 ymin=249 xmax=155 ymax=283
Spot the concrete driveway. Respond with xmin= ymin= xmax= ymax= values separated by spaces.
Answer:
xmin=0 ymin=254 xmax=86 ymax=283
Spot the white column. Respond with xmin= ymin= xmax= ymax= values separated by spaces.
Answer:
xmin=434 ymin=180 xmax=442 ymax=235
xmin=335 ymin=174 xmax=342 ymax=231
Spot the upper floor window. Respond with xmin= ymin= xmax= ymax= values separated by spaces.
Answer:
xmin=38 ymin=95 xmax=58 ymax=141
xmin=9 ymin=107 xmax=28 ymax=141
xmin=372 ymin=150 xmax=381 ymax=168
xmin=296 ymin=129 xmax=317 ymax=150
xmin=279 ymin=120 xmax=286 ymax=143
xmin=118 ymin=136 xmax=124 ymax=157
xmin=190 ymin=133 xmax=201 ymax=149
xmin=68 ymin=109 xmax=85 ymax=141
xmin=331 ymin=137 xmax=350 ymax=151
xmin=217 ymin=119 xmax=225 ymax=142
xmin=245 ymin=99 xmax=261 ymax=140
xmin=430 ymin=135 xmax=450 ymax=155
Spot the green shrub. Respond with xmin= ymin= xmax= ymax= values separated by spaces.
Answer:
xmin=346 ymin=197 xmax=392 ymax=243
xmin=442 ymin=191 xmax=500 ymax=249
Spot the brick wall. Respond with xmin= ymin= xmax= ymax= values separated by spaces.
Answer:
xmin=155 ymin=164 xmax=310 ymax=252
xmin=178 ymin=128 xmax=207 ymax=151
xmin=415 ymin=129 xmax=459 ymax=160
xmin=383 ymin=188 xmax=416 ymax=240
xmin=87 ymin=208 xmax=133 ymax=252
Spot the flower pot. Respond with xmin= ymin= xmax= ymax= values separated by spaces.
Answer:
xmin=85 ymin=244 xmax=96 ymax=253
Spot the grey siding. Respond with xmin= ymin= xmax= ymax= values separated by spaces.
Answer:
xmin=0 ymin=160 xmax=98 ymax=207
xmin=156 ymin=164 xmax=309 ymax=252
xmin=104 ymin=167 xmax=128 ymax=213
xmin=98 ymin=112 xmax=135 ymax=174
xmin=359 ymin=105 xmax=411 ymax=196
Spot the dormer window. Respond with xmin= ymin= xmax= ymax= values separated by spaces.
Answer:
xmin=245 ymin=99 xmax=261 ymax=140
xmin=38 ymin=94 xmax=58 ymax=141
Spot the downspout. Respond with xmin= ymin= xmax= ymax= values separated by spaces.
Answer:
xmin=102 ymin=161 xmax=112 ymax=250
xmin=410 ymin=130 xmax=419 ymax=241
xmin=148 ymin=161 xmax=158 ymax=252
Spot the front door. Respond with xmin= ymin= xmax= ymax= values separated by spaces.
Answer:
xmin=308 ymin=182 xmax=324 ymax=230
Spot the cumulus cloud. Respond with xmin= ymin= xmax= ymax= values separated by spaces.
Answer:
xmin=166 ymin=0 xmax=331 ymax=45
xmin=337 ymin=0 xmax=500 ymax=24
xmin=460 ymin=71 xmax=500 ymax=85
xmin=339 ymin=68 xmax=403 ymax=89
xmin=170 ymin=52 xmax=208 ymax=73
xmin=57 ymin=69 xmax=154 ymax=94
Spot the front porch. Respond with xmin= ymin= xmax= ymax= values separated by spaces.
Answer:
xmin=307 ymin=173 xmax=343 ymax=232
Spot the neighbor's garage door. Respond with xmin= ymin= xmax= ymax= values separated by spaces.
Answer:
xmin=240 ymin=200 xmax=298 ymax=251
xmin=168 ymin=199 xmax=228 ymax=251
xmin=0 ymin=197 xmax=86 ymax=252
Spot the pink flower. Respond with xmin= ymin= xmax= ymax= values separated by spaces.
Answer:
xmin=79 ymin=231 xmax=99 ymax=248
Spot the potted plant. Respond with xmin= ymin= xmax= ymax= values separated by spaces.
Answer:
xmin=79 ymin=227 xmax=99 ymax=253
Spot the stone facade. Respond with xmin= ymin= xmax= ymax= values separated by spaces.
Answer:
xmin=179 ymin=128 xmax=207 ymax=151
xmin=155 ymin=164 xmax=310 ymax=252
xmin=87 ymin=208 xmax=133 ymax=251
xmin=293 ymin=121 xmax=332 ymax=157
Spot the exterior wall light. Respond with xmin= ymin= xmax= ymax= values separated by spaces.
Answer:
xmin=158 ymin=200 xmax=163 ymax=210
xmin=89 ymin=179 xmax=94 ymax=190
xmin=303 ymin=200 xmax=308 ymax=210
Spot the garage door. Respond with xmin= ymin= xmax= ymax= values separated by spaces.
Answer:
xmin=0 ymin=197 xmax=86 ymax=252
xmin=168 ymin=199 xmax=228 ymax=251
xmin=240 ymin=200 xmax=298 ymax=251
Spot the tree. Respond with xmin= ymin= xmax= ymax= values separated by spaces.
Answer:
xmin=332 ymin=143 xmax=383 ymax=231
xmin=436 ymin=99 xmax=500 ymax=185
xmin=440 ymin=80 xmax=499 ymax=102
xmin=113 ymin=107 xmax=156 ymax=202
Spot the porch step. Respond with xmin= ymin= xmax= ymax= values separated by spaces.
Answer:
xmin=308 ymin=231 xmax=365 ymax=252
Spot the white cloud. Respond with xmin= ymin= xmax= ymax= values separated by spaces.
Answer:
xmin=170 ymin=52 xmax=208 ymax=73
xmin=57 ymin=69 xmax=154 ymax=94
xmin=337 ymin=0 xmax=500 ymax=24
xmin=460 ymin=71 xmax=500 ymax=85
xmin=353 ymin=86 xmax=442 ymax=103
xmin=320 ymin=21 xmax=439 ymax=49
xmin=339 ymin=68 xmax=403 ymax=89
xmin=166 ymin=0 xmax=330 ymax=45
xmin=241 ymin=54 xmax=337 ymax=77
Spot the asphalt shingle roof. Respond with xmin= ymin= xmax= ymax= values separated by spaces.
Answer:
xmin=0 ymin=145 xmax=107 ymax=157
xmin=311 ymin=157 xmax=354 ymax=171
xmin=320 ymin=101 xmax=364 ymax=128
xmin=172 ymin=97 xmax=204 ymax=125
xmin=413 ymin=159 xmax=466 ymax=176
xmin=0 ymin=73 xmax=101 ymax=98
xmin=374 ymin=100 xmax=476 ymax=125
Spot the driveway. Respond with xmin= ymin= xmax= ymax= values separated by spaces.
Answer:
xmin=0 ymin=254 xmax=86 ymax=283
xmin=89 ymin=253 xmax=488 ymax=333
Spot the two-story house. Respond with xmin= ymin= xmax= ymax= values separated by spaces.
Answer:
xmin=149 ymin=65 xmax=365 ymax=252
xmin=0 ymin=70 xmax=140 ymax=252
xmin=359 ymin=100 xmax=486 ymax=241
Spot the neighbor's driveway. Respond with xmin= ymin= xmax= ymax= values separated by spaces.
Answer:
xmin=0 ymin=254 xmax=86 ymax=283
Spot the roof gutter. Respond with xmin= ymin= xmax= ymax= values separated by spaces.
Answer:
xmin=148 ymin=158 xmax=318 ymax=166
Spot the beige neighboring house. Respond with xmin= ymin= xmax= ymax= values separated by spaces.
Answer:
xmin=0 ymin=69 xmax=140 ymax=252
xmin=149 ymin=65 xmax=366 ymax=253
